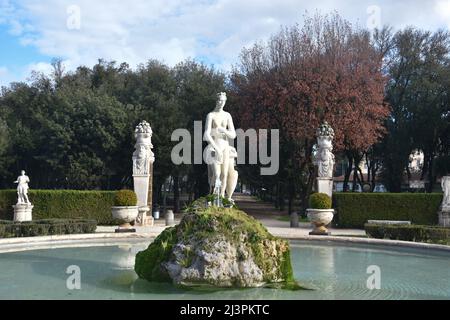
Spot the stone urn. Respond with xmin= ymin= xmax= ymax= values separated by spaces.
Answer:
xmin=307 ymin=209 xmax=334 ymax=236
xmin=112 ymin=189 xmax=139 ymax=232
xmin=112 ymin=206 xmax=139 ymax=229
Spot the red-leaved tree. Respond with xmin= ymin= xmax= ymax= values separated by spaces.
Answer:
xmin=230 ymin=12 xmax=390 ymax=212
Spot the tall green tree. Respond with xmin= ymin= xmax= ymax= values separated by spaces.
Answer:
xmin=379 ymin=28 xmax=450 ymax=191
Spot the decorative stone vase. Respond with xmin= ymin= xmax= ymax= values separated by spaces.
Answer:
xmin=307 ymin=209 xmax=334 ymax=236
xmin=112 ymin=206 xmax=139 ymax=229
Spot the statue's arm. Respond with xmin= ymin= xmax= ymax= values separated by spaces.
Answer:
xmin=222 ymin=113 xmax=237 ymax=140
xmin=204 ymin=113 xmax=220 ymax=152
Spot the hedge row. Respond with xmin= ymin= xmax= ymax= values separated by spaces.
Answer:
xmin=333 ymin=193 xmax=443 ymax=228
xmin=365 ymin=223 xmax=450 ymax=245
xmin=0 ymin=190 xmax=116 ymax=225
xmin=0 ymin=219 xmax=97 ymax=238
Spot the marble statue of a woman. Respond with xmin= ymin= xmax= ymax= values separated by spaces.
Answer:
xmin=204 ymin=92 xmax=239 ymax=202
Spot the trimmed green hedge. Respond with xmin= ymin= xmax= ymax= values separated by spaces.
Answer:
xmin=0 ymin=219 xmax=97 ymax=238
xmin=365 ymin=224 xmax=450 ymax=245
xmin=0 ymin=190 xmax=116 ymax=225
xmin=333 ymin=193 xmax=442 ymax=229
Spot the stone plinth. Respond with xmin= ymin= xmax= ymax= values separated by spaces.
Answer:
xmin=137 ymin=206 xmax=154 ymax=226
xmin=165 ymin=210 xmax=175 ymax=226
xmin=13 ymin=204 xmax=33 ymax=222
xmin=316 ymin=177 xmax=333 ymax=198
xmin=133 ymin=175 xmax=150 ymax=208
xmin=439 ymin=207 xmax=450 ymax=227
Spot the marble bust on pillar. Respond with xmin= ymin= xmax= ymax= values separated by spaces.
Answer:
xmin=133 ymin=121 xmax=154 ymax=176
xmin=132 ymin=120 xmax=155 ymax=226
xmin=313 ymin=122 xmax=335 ymax=198
xmin=439 ymin=176 xmax=450 ymax=227
xmin=441 ymin=176 xmax=450 ymax=210
xmin=314 ymin=122 xmax=335 ymax=179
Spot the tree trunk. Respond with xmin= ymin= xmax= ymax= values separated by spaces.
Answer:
xmin=371 ymin=164 xmax=378 ymax=192
xmin=287 ymin=180 xmax=295 ymax=215
xmin=300 ymin=169 xmax=315 ymax=216
xmin=343 ymin=155 xmax=353 ymax=192
xmin=278 ymin=183 xmax=285 ymax=211
xmin=173 ymin=174 xmax=180 ymax=213
xmin=427 ymin=154 xmax=435 ymax=193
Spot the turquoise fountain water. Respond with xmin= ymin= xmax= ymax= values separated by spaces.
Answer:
xmin=0 ymin=240 xmax=449 ymax=300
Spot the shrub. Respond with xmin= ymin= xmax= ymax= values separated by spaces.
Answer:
xmin=114 ymin=189 xmax=138 ymax=207
xmin=333 ymin=193 xmax=442 ymax=228
xmin=0 ymin=219 xmax=97 ymax=238
xmin=365 ymin=223 xmax=450 ymax=245
xmin=309 ymin=193 xmax=332 ymax=209
xmin=0 ymin=190 xmax=116 ymax=225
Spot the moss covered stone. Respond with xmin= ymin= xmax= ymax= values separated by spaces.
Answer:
xmin=135 ymin=206 xmax=297 ymax=288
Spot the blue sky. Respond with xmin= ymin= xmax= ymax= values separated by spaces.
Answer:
xmin=1 ymin=0 xmax=450 ymax=87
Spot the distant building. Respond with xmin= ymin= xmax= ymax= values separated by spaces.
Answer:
xmin=333 ymin=150 xmax=429 ymax=193
xmin=333 ymin=172 xmax=387 ymax=193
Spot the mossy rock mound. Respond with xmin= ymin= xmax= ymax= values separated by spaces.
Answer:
xmin=135 ymin=207 xmax=296 ymax=288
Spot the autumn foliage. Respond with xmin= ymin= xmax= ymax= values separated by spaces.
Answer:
xmin=230 ymin=13 xmax=390 ymax=209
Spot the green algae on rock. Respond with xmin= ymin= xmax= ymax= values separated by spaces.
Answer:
xmin=134 ymin=206 xmax=298 ymax=288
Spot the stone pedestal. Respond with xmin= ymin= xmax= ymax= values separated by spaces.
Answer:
xmin=134 ymin=175 xmax=155 ymax=226
xmin=147 ymin=162 xmax=154 ymax=215
xmin=316 ymin=177 xmax=333 ymax=198
xmin=439 ymin=207 xmax=450 ymax=227
xmin=165 ymin=210 xmax=175 ymax=226
xmin=134 ymin=175 xmax=150 ymax=208
xmin=136 ymin=206 xmax=154 ymax=226
xmin=13 ymin=204 xmax=33 ymax=222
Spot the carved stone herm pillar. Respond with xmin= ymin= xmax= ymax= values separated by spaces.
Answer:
xmin=133 ymin=121 xmax=155 ymax=226
xmin=313 ymin=122 xmax=335 ymax=198
xmin=439 ymin=176 xmax=450 ymax=227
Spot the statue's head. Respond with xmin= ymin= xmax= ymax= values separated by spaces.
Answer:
xmin=21 ymin=170 xmax=25 ymax=175
xmin=317 ymin=136 xmax=333 ymax=150
xmin=216 ymin=92 xmax=227 ymax=110
xmin=138 ymin=145 xmax=147 ymax=156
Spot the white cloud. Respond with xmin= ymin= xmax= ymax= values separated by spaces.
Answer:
xmin=0 ymin=66 xmax=16 ymax=88
xmin=0 ymin=66 xmax=8 ymax=76
xmin=435 ymin=0 xmax=450 ymax=25
xmin=0 ymin=0 xmax=448 ymax=81
xmin=26 ymin=61 xmax=53 ymax=75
